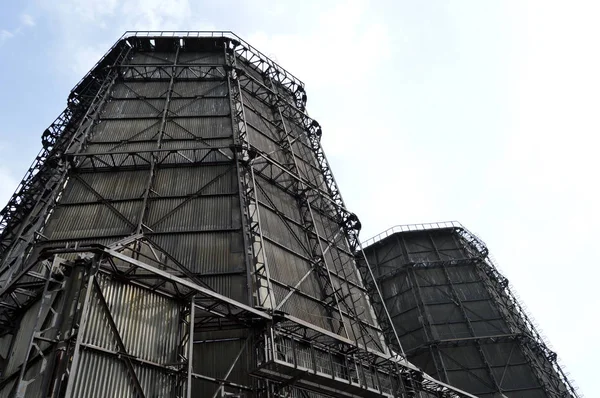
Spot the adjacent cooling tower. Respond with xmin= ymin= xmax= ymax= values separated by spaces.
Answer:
xmin=361 ymin=222 xmax=578 ymax=398
xmin=0 ymin=33 xmax=470 ymax=398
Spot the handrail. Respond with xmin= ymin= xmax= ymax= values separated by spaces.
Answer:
xmin=361 ymin=221 xmax=464 ymax=248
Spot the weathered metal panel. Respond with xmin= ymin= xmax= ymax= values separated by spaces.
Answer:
xmin=147 ymin=196 xmax=240 ymax=233
xmin=198 ymin=274 xmax=247 ymax=304
xmin=69 ymin=276 xmax=182 ymax=397
xmin=152 ymin=165 xmax=236 ymax=196
xmin=255 ymin=176 xmax=302 ymax=222
xmin=44 ymin=201 xmax=142 ymax=240
xmin=60 ymin=170 xmax=150 ymax=203
xmin=90 ymin=118 xmax=161 ymax=142
xmin=130 ymin=51 xmax=176 ymax=64
xmin=164 ymin=116 xmax=232 ymax=139
xmin=85 ymin=276 xmax=181 ymax=363
xmin=150 ymin=232 xmax=244 ymax=275
xmin=4 ymin=299 xmax=42 ymax=375
xmin=169 ymin=98 xmax=230 ymax=116
xmin=111 ymin=81 xmax=171 ymax=99
xmin=258 ymin=204 xmax=308 ymax=255
xmin=102 ymin=99 xmax=164 ymax=118
xmin=172 ymin=80 xmax=227 ymax=97
xmin=71 ymin=351 xmax=135 ymax=397
xmin=178 ymin=51 xmax=225 ymax=65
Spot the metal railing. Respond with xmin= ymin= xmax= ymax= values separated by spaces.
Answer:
xmin=361 ymin=221 xmax=464 ymax=248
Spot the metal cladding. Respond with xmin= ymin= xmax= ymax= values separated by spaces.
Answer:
xmin=361 ymin=222 xmax=579 ymax=398
xmin=0 ymin=32 xmax=473 ymax=398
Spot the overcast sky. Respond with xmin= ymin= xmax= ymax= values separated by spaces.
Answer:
xmin=0 ymin=1 xmax=597 ymax=395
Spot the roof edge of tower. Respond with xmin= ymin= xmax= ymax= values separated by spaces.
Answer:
xmin=361 ymin=220 xmax=489 ymax=256
xmin=70 ymin=31 xmax=306 ymax=101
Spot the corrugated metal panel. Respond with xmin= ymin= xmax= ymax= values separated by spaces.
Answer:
xmin=198 ymin=274 xmax=247 ymax=304
xmin=130 ymin=52 xmax=175 ymax=64
xmin=274 ymin=284 xmax=333 ymax=332
xmin=111 ymin=82 xmax=170 ymax=99
xmin=178 ymin=52 xmax=224 ymax=65
xmin=242 ymin=92 xmax=273 ymax=119
xmin=71 ymin=351 xmax=135 ymax=397
xmin=102 ymin=99 xmax=164 ymax=118
xmin=45 ymin=200 xmax=141 ymax=240
xmin=147 ymin=196 xmax=240 ymax=232
xmin=60 ymin=170 xmax=150 ymax=203
xmin=172 ymin=80 xmax=227 ymax=97
xmin=150 ymin=232 xmax=244 ymax=275
xmin=256 ymin=176 xmax=301 ymax=222
xmin=164 ymin=117 xmax=232 ymax=139
xmin=152 ymin=165 xmax=236 ymax=197
xmin=323 ymin=246 xmax=361 ymax=286
xmin=169 ymin=98 xmax=230 ymax=116
xmin=90 ymin=118 xmax=161 ymax=142
xmin=84 ymin=276 xmax=181 ymax=363
xmin=4 ymin=299 xmax=42 ymax=374
xmin=248 ymin=127 xmax=287 ymax=164
xmin=244 ymin=108 xmax=280 ymax=141
xmin=258 ymin=204 xmax=308 ymax=255
xmin=264 ymin=241 xmax=320 ymax=299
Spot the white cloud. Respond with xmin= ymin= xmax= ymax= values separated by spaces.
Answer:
xmin=0 ymin=30 xmax=14 ymax=43
xmin=20 ymin=14 xmax=36 ymax=27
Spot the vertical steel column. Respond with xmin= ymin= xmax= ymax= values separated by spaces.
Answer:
xmin=187 ymin=296 xmax=195 ymax=398
xmin=227 ymin=41 xmax=276 ymax=310
xmin=62 ymin=269 xmax=96 ymax=398
xmin=136 ymin=44 xmax=180 ymax=235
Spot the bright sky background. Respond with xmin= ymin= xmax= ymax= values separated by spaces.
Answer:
xmin=0 ymin=1 xmax=597 ymax=395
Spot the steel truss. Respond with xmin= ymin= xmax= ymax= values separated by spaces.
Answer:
xmin=362 ymin=222 xmax=580 ymax=398
xmin=0 ymin=33 xmax=474 ymax=398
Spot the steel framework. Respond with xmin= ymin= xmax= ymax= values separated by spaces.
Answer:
xmin=361 ymin=221 xmax=580 ymax=398
xmin=0 ymin=32 xmax=473 ymax=398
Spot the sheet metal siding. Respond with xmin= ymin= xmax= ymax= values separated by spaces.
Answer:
xmin=172 ymin=80 xmax=228 ymax=97
xmin=90 ymin=118 xmax=161 ymax=142
xmin=102 ymin=99 xmax=164 ymax=118
xmin=164 ymin=117 xmax=232 ymax=139
xmin=111 ymin=81 xmax=171 ymax=98
xmin=151 ymin=232 xmax=245 ymax=276
xmin=4 ymin=299 xmax=42 ymax=375
xmin=45 ymin=200 xmax=142 ymax=240
xmin=84 ymin=276 xmax=180 ymax=363
xmin=178 ymin=51 xmax=225 ymax=65
xmin=152 ymin=165 xmax=236 ymax=196
xmin=60 ymin=171 xmax=149 ymax=203
xmin=130 ymin=52 xmax=176 ymax=64
xmin=147 ymin=196 xmax=240 ymax=232
xmin=71 ymin=277 xmax=182 ymax=397
xmin=169 ymin=98 xmax=230 ymax=116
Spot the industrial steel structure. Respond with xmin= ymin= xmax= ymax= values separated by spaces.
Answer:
xmin=361 ymin=222 xmax=579 ymax=398
xmin=0 ymin=32 xmax=473 ymax=398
